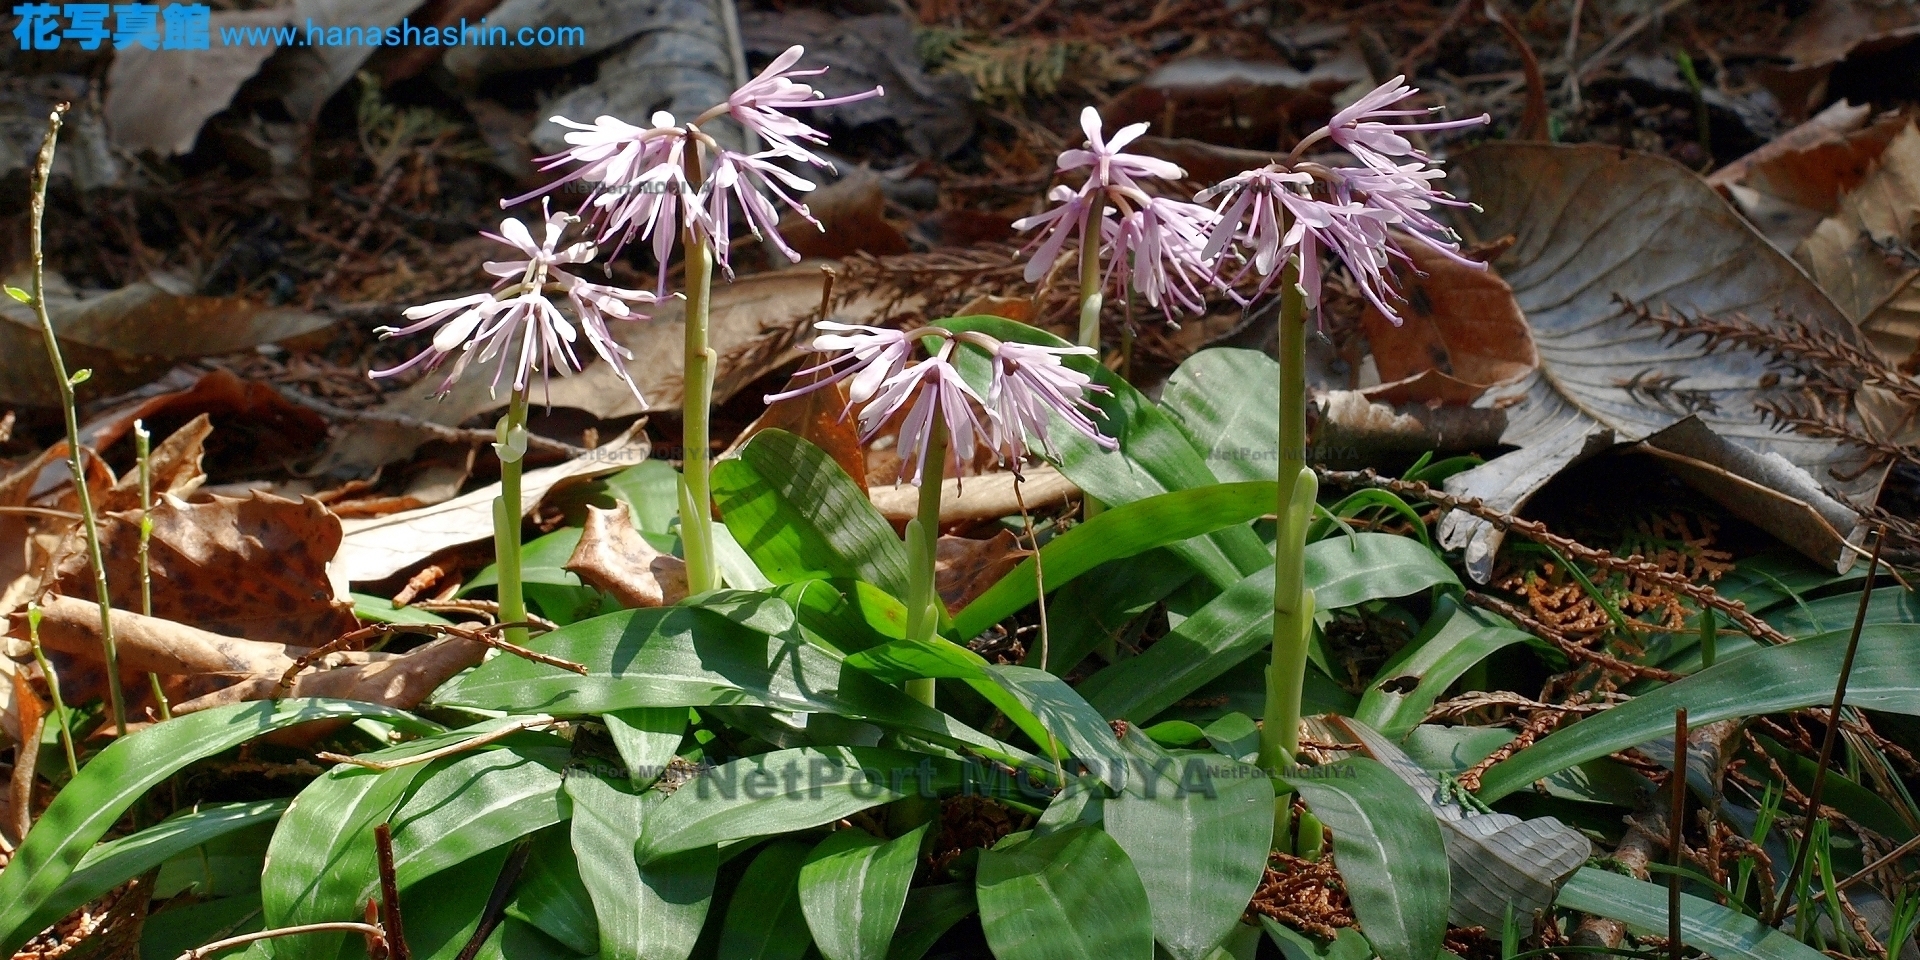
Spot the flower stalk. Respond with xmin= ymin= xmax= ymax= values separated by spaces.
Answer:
xmin=493 ymin=392 xmax=531 ymax=648
xmin=680 ymin=161 xmax=720 ymax=594
xmin=22 ymin=104 xmax=127 ymax=736
xmin=28 ymin=605 xmax=79 ymax=777
xmin=134 ymin=420 xmax=171 ymax=720
xmin=1075 ymin=194 xmax=1106 ymax=349
xmin=903 ymin=416 xmax=949 ymax=707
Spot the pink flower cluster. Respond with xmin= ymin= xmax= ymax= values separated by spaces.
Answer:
xmin=381 ymin=46 xmax=880 ymax=397
xmin=507 ymin=45 xmax=882 ymax=295
xmin=1016 ymin=77 xmax=1488 ymax=326
xmin=767 ymin=324 xmax=1118 ymax=486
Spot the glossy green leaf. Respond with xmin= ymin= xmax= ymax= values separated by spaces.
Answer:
xmin=140 ymin=893 xmax=264 ymax=960
xmin=847 ymin=637 xmax=1056 ymax=760
xmin=1083 ymin=533 xmax=1454 ymax=722
xmin=713 ymin=429 xmax=908 ymax=597
xmin=0 ymin=699 xmax=421 ymax=958
xmin=1104 ymin=755 xmax=1273 ymax=960
xmin=432 ymin=604 xmax=1023 ymax=765
xmin=1282 ymin=758 xmax=1450 ymax=960
xmin=1767 ymin=585 xmax=1920 ymax=636
xmin=1355 ymin=598 xmax=1535 ymax=738
xmin=720 ymin=841 xmax=814 ymax=960
xmin=1159 ymin=348 xmax=1280 ymax=483
xmin=602 ymin=458 xmax=683 ymax=543
xmin=567 ymin=773 xmax=715 ymax=960
xmin=976 ymin=826 xmax=1155 ymax=960
xmin=1025 ymin=549 xmax=1198 ymax=675
xmin=467 ymin=528 xmax=587 ymax=591
xmin=1556 ymin=867 xmax=1825 ymax=960
xmin=953 ymin=482 xmax=1276 ymax=639
xmin=885 ymin=885 xmax=976 ymax=960
xmin=351 ymin=594 xmax=454 ymax=626
xmin=1261 ymin=920 xmax=1374 ymax=960
xmin=1479 ymin=625 xmax=1920 ymax=802
xmin=26 ymin=800 xmax=285 ymax=946
xmin=395 ymin=845 xmax=515 ymax=960
xmin=799 ymin=826 xmax=925 ymax=960
xmin=638 ymin=747 xmax=961 ymax=863
xmin=934 ymin=316 xmax=1269 ymax=587
xmin=388 ymin=738 xmax=570 ymax=886
xmin=507 ymin=827 xmax=599 ymax=956
xmin=778 ymin=578 xmax=910 ymax=655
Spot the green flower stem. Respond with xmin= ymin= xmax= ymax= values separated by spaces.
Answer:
xmin=681 ymin=222 xmax=720 ymax=595
xmin=903 ymin=417 xmax=949 ymax=708
xmin=494 ymin=391 xmax=531 ymax=649
xmin=28 ymin=606 xmax=78 ymax=777
xmin=1076 ymin=193 xmax=1106 ymax=350
xmin=24 ymin=106 xmax=126 ymax=736
xmin=1259 ymin=259 xmax=1317 ymax=846
xmin=134 ymin=420 xmax=170 ymax=720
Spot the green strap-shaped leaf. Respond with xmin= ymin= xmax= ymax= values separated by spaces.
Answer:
xmin=604 ymin=707 xmax=689 ymax=789
xmin=1158 ymin=348 xmax=1281 ymax=483
xmin=568 ymin=774 xmax=715 ymax=960
xmin=712 ymin=429 xmax=909 ymax=597
xmin=25 ymin=800 xmax=286 ymax=946
xmin=933 ymin=316 xmax=1269 ymax=587
xmin=1104 ymin=755 xmax=1273 ymax=960
xmin=719 ymin=842 xmax=814 ymax=960
xmin=1355 ymin=598 xmax=1536 ymax=739
xmin=976 ymin=826 xmax=1156 ymax=960
xmin=0 ymin=699 xmax=424 ymax=957
xmin=507 ymin=827 xmax=599 ymax=956
xmin=1082 ymin=533 xmax=1457 ymax=722
xmin=1282 ymin=758 xmax=1450 ymax=960
xmin=434 ymin=604 xmax=1030 ymax=768
xmin=952 ymin=482 xmax=1276 ymax=639
xmin=1479 ymin=625 xmax=1920 ymax=802
xmin=1556 ymin=867 xmax=1825 ymax=960
xmin=638 ymin=747 xmax=961 ymax=863
xmin=799 ymin=826 xmax=925 ymax=960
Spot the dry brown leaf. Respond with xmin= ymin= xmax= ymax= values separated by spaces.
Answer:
xmin=1358 ymin=234 xmax=1536 ymax=407
xmin=1128 ymin=136 xmax=1279 ymax=186
xmin=9 ymin=667 xmax=42 ymax=840
xmin=564 ymin=504 xmax=689 ymax=609
xmin=1713 ymin=102 xmax=1911 ymax=251
xmin=104 ymin=8 xmax=288 ymax=156
xmin=97 ymin=414 xmax=210 ymax=515
xmin=777 ymin=168 xmax=911 ymax=261
xmin=0 ymin=274 xmax=337 ymax=408
xmin=80 ymin=367 xmax=330 ymax=483
xmin=332 ymin=422 xmax=648 ymax=583
xmin=1795 ymin=123 xmax=1920 ymax=366
xmin=1103 ymin=54 xmax=1366 ymax=149
xmin=730 ymin=376 xmax=867 ymax=494
xmin=935 ymin=530 xmax=1028 ymax=613
xmin=51 ymin=492 xmax=357 ymax=648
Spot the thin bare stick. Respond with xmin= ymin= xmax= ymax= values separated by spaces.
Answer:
xmin=136 ymin=419 xmax=171 ymax=719
xmin=174 ymin=922 xmax=386 ymax=960
xmin=1319 ymin=468 xmax=1793 ymax=646
xmin=317 ymin=715 xmax=559 ymax=771
xmin=1771 ymin=528 xmax=1884 ymax=926
xmin=277 ymin=621 xmax=583 ymax=696
xmin=22 ymin=103 xmax=126 ymax=735
xmin=455 ymin=839 xmax=533 ymax=960
xmin=1669 ymin=708 xmax=1688 ymax=960
xmin=376 ymin=824 xmax=411 ymax=960
xmin=1012 ymin=476 xmax=1050 ymax=672
xmin=0 ymin=505 xmax=82 ymax=520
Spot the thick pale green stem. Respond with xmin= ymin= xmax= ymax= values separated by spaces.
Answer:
xmin=134 ymin=421 xmax=169 ymax=720
xmin=23 ymin=107 xmax=126 ymax=735
xmin=681 ymin=225 xmax=720 ymax=594
xmin=495 ymin=392 xmax=531 ymax=649
xmin=903 ymin=418 xmax=949 ymax=707
xmin=1076 ymin=193 xmax=1106 ymax=349
xmin=1261 ymin=260 xmax=1316 ymax=846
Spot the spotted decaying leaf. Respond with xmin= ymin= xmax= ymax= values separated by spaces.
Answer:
xmin=51 ymin=492 xmax=358 ymax=648
xmin=565 ymin=503 xmax=689 ymax=609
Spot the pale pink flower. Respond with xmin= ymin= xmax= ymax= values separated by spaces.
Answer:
xmin=1104 ymin=197 xmax=1220 ymax=319
xmin=1056 ymin=106 xmax=1185 ymax=190
xmin=989 ymin=341 xmax=1115 ymax=462
xmin=702 ymin=150 xmax=819 ymax=275
xmin=861 ymin=342 xmax=994 ymax=487
xmin=1325 ymin=76 xmax=1490 ymax=170
xmin=1011 ymin=184 xmax=1102 ymax=284
xmin=374 ymin=209 xmax=651 ymax=399
xmin=764 ymin=322 xmax=915 ymax=405
xmin=725 ymin=44 xmax=885 ymax=164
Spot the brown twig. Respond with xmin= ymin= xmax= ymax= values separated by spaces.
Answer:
xmin=375 ymin=824 xmax=411 ymax=960
xmin=1469 ymin=591 xmax=1683 ymax=681
xmin=455 ymin=839 xmax=533 ymax=960
xmin=277 ymin=621 xmax=584 ymax=696
xmin=174 ymin=922 xmax=387 ymax=960
xmin=318 ymin=714 xmax=560 ymax=771
xmin=1771 ymin=529 xmax=1885 ymax=926
xmin=1319 ymin=468 xmax=1794 ymax=646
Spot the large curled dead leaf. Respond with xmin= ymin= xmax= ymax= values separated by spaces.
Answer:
xmin=0 ymin=272 xmax=336 ymax=407
xmin=1441 ymin=143 xmax=1884 ymax=579
xmin=1358 ymin=235 xmax=1537 ymax=406
xmin=565 ymin=503 xmax=688 ymax=608
xmin=1710 ymin=101 xmax=1910 ymax=252
xmin=1795 ymin=122 xmax=1920 ymax=366
xmin=1102 ymin=53 xmax=1366 ymax=149
xmin=936 ymin=531 xmax=1028 ymax=614
xmin=1333 ymin=717 xmax=1589 ymax=931
xmin=51 ymin=492 xmax=359 ymax=647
